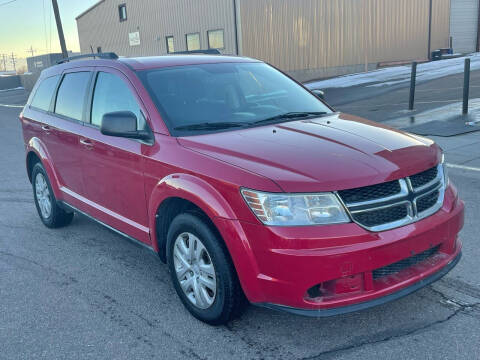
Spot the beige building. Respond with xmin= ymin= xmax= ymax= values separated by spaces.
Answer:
xmin=76 ymin=0 xmax=455 ymax=82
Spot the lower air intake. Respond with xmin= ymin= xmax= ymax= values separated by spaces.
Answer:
xmin=373 ymin=246 xmax=440 ymax=280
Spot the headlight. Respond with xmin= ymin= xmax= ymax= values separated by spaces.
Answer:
xmin=241 ymin=189 xmax=350 ymax=226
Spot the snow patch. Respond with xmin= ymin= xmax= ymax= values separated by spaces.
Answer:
xmin=305 ymin=53 xmax=480 ymax=90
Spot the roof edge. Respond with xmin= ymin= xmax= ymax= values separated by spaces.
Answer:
xmin=75 ymin=0 xmax=105 ymax=20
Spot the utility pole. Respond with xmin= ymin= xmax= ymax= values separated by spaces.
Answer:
xmin=10 ymin=53 xmax=17 ymax=72
xmin=26 ymin=46 xmax=36 ymax=58
xmin=51 ymin=0 xmax=68 ymax=58
xmin=0 ymin=54 xmax=7 ymax=72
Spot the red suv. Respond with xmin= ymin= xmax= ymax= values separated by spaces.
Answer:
xmin=20 ymin=53 xmax=464 ymax=325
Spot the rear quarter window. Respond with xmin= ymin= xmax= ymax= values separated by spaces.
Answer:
xmin=55 ymin=72 xmax=92 ymax=121
xmin=30 ymin=75 xmax=60 ymax=111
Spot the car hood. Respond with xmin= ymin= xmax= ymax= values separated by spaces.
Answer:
xmin=178 ymin=113 xmax=441 ymax=192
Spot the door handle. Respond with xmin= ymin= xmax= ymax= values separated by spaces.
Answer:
xmin=41 ymin=125 xmax=51 ymax=131
xmin=80 ymin=138 xmax=94 ymax=149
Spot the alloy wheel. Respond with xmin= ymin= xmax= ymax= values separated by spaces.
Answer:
xmin=173 ymin=232 xmax=217 ymax=309
xmin=35 ymin=173 xmax=52 ymax=219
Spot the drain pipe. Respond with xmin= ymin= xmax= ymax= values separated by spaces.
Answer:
xmin=427 ymin=0 xmax=433 ymax=60
xmin=233 ymin=0 xmax=239 ymax=55
xmin=477 ymin=0 xmax=480 ymax=52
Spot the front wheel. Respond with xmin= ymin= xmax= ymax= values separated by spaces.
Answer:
xmin=32 ymin=162 xmax=73 ymax=228
xmin=167 ymin=213 xmax=247 ymax=325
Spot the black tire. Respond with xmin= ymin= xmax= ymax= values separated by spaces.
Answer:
xmin=32 ymin=162 xmax=74 ymax=228
xmin=167 ymin=213 xmax=247 ymax=325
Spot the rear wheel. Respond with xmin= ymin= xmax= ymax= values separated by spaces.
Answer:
xmin=32 ymin=162 xmax=73 ymax=228
xmin=167 ymin=213 xmax=247 ymax=325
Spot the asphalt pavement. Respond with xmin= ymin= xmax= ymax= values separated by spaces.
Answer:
xmin=1 ymin=88 xmax=479 ymax=360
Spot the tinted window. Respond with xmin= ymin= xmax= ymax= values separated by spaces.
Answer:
xmin=30 ymin=75 xmax=60 ymax=111
xmin=139 ymin=62 xmax=331 ymax=136
xmin=91 ymin=72 xmax=145 ymax=130
xmin=55 ymin=72 xmax=91 ymax=121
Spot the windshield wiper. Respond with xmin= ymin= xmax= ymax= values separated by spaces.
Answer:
xmin=174 ymin=122 xmax=248 ymax=131
xmin=252 ymin=111 xmax=329 ymax=125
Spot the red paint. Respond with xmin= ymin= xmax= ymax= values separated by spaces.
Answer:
xmin=20 ymin=55 xmax=464 ymax=313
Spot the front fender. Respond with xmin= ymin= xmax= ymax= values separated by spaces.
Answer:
xmin=148 ymin=173 xmax=238 ymax=228
xmin=26 ymin=137 xmax=62 ymax=199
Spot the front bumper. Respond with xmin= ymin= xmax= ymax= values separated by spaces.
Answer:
xmin=258 ymin=251 xmax=461 ymax=317
xmin=216 ymin=184 xmax=464 ymax=314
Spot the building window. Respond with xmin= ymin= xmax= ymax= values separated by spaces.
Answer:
xmin=97 ymin=46 xmax=102 ymax=53
xmin=166 ymin=36 xmax=174 ymax=53
xmin=118 ymin=4 xmax=127 ymax=22
xmin=208 ymin=29 xmax=225 ymax=50
xmin=186 ymin=33 xmax=200 ymax=51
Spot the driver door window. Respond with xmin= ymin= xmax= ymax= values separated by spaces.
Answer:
xmin=91 ymin=71 xmax=146 ymax=130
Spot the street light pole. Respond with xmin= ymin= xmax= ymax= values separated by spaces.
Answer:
xmin=51 ymin=0 xmax=68 ymax=58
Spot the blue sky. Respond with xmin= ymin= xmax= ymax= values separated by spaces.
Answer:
xmin=0 ymin=0 xmax=98 ymax=69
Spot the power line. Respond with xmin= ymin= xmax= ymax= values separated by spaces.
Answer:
xmin=0 ymin=0 xmax=17 ymax=7
xmin=48 ymin=0 xmax=52 ymax=53
xmin=43 ymin=0 xmax=48 ymax=54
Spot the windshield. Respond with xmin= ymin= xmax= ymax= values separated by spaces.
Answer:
xmin=139 ymin=62 xmax=332 ymax=136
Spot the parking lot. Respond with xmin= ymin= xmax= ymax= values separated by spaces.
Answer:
xmin=1 ymin=88 xmax=479 ymax=359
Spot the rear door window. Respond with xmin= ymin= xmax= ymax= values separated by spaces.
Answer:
xmin=55 ymin=72 xmax=92 ymax=121
xmin=30 ymin=75 xmax=60 ymax=111
xmin=90 ymin=71 xmax=146 ymax=130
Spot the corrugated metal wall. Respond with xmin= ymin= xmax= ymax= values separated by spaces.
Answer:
xmin=77 ymin=0 xmax=451 ymax=81
xmin=77 ymin=0 xmax=237 ymax=57
xmin=450 ymin=0 xmax=479 ymax=53
xmin=238 ymin=0 xmax=451 ymax=81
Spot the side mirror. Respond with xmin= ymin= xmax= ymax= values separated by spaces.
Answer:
xmin=312 ymin=89 xmax=325 ymax=100
xmin=100 ymin=111 xmax=152 ymax=141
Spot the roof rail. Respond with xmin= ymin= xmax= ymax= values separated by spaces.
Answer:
xmin=57 ymin=52 xmax=119 ymax=64
xmin=174 ymin=49 xmax=221 ymax=55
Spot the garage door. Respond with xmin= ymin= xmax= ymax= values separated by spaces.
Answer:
xmin=450 ymin=0 xmax=479 ymax=53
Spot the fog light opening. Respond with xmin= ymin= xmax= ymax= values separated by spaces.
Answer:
xmin=306 ymin=284 xmax=324 ymax=299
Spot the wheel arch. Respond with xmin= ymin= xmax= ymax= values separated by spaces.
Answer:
xmin=25 ymin=137 xmax=62 ymax=199
xmin=149 ymin=173 xmax=237 ymax=262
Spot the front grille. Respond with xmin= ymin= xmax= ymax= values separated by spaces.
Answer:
xmin=352 ymin=204 xmax=408 ymax=227
xmin=338 ymin=165 xmax=444 ymax=231
xmin=373 ymin=246 xmax=440 ymax=280
xmin=416 ymin=190 xmax=440 ymax=213
xmin=338 ymin=180 xmax=401 ymax=204
xmin=410 ymin=166 xmax=438 ymax=189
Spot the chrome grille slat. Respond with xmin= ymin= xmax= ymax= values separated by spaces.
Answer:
xmin=337 ymin=165 xmax=445 ymax=232
xmin=345 ymin=179 xmax=409 ymax=210
xmin=338 ymin=179 xmax=402 ymax=205
xmin=410 ymin=167 xmax=438 ymax=190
